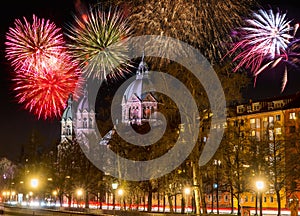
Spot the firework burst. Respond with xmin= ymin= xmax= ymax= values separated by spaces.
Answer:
xmin=5 ymin=14 xmax=65 ymax=73
xmin=227 ymin=8 xmax=300 ymax=91
xmin=116 ymin=0 xmax=257 ymax=65
xmin=13 ymin=54 xmax=83 ymax=120
xmin=66 ymin=5 xmax=133 ymax=81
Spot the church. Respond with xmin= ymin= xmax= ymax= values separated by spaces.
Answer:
xmin=59 ymin=56 xmax=159 ymax=147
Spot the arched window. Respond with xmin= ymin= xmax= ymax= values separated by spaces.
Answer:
xmin=66 ymin=125 xmax=71 ymax=135
xmin=83 ymin=118 xmax=88 ymax=128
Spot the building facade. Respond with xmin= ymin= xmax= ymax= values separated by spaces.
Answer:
xmin=221 ymin=94 xmax=300 ymax=212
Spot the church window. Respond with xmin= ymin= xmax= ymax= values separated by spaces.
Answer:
xmin=66 ymin=125 xmax=71 ymax=135
xmin=143 ymin=106 xmax=151 ymax=119
xmin=83 ymin=118 xmax=88 ymax=128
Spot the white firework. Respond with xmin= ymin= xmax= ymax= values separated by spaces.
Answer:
xmin=243 ymin=9 xmax=297 ymax=59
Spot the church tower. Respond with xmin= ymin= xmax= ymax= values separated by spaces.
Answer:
xmin=60 ymin=86 xmax=97 ymax=148
xmin=74 ymin=87 xmax=97 ymax=138
xmin=60 ymin=94 xmax=74 ymax=142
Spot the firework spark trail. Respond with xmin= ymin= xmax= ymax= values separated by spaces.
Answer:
xmin=121 ymin=0 xmax=257 ymax=65
xmin=227 ymin=8 xmax=300 ymax=91
xmin=66 ymin=5 xmax=133 ymax=81
xmin=5 ymin=14 xmax=65 ymax=73
xmin=13 ymin=53 xmax=83 ymax=120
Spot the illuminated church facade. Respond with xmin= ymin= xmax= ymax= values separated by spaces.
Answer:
xmin=60 ymin=56 xmax=158 ymax=145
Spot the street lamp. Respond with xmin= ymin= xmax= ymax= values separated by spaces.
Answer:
xmin=184 ymin=187 xmax=191 ymax=213
xmin=255 ymin=180 xmax=264 ymax=216
xmin=112 ymin=182 xmax=118 ymax=210
xmin=214 ymin=159 xmax=221 ymax=214
xmin=52 ymin=190 xmax=58 ymax=206
xmin=117 ymin=189 xmax=124 ymax=210
xmin=77 ymin=189 xmax=83 ymax=208
xmin=30 ymin=178 xmax=39 ymax=188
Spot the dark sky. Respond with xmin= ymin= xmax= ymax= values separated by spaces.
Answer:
xmin=0 ymin=0 xmax=299 ymax=162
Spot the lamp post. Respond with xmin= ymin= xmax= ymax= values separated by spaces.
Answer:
xmin=255 ymin=180 xmax=264 ymax=216
xmin=184 ymin=187 xmax=191 ymax=214
xmin=117 ymin=189 xmax=124 ymax=210
xmin=213 ymin=159 xmax=221 ymax=214
xmin=52 ymin=190 xmax=57 ymax=206
xmin=77 ymin=189 xmax=83 ymax=208
xmin=112 ymin=182 xmax=118 ymax=210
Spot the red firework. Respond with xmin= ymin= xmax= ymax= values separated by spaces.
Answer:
xmin=5 ymin=14 xmax=65 ymax=73
xmin=13 ymin=55 xmax=83 ymax=120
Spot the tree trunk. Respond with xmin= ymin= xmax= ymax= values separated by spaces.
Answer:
xmin=181 ymin=195 xmax=185 ymax=213
xmin=148 ymin=188 xmax=152 ymax=212
xmin=168 ymin=194 xmax=174 ymax=213
xmin=192 ymin=162 xmax=201 ymax=215
xmin=230 ymin=185 xmax=234 ymax=214
xmin=85 ymin=190 xmax=89 ymax=208
xmin=200 ymin=175 xmax=207 ymax=214
xmin=276 ymin=189 xmax=281 ymax=216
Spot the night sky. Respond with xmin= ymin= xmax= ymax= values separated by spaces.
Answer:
xmin=0 ymin=0 xmax=299 ymax=162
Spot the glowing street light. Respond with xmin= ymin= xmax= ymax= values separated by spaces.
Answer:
xmin=30 ymin=178 xmax=39 ymax=188
xmin=117 ymin=189 xmax=124 ymax=196
xmin=77 ymin=189 xmax=83 ymax=197
xmin=53 ymin=190 xmax=57 ymax=196
xmin=256 ymin=181 xmax=264 ymax=190
xmin=255 ymin=180 xmax=264 ymax=216
xmin=184 ymin=187 xmax=191 ymax=213
xmin=112 ymin=182 xmax=118 ymax=190
xmin=76 ymin=189 xmax=83 ymax=208
xmin=117 ymin=189 xmax=124 ymax=210
xmin=184 ymin=187 xmax=191 ymax=195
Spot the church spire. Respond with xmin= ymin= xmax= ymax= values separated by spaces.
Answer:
xmin=67 ymin=93 xmax=73 ymax=107
xmin=137 ymin=50 xmax=149 ymax=76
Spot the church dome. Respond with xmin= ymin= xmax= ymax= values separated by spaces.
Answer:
xmin=123 ymin=57 xmax=155 ymax=102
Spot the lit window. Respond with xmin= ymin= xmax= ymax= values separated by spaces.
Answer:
xmin=275 ymin=128 xmax=281 ymax=135
xmin=269 ymin=130 xmax=274 ymax=140
xmin=250 ymin=118 xmax=255 ymax=128
xmin=256 ymin=118 xmax=260 ymax=128
xmin=290 ymin=112 xmax=296 ymax=120
xmin=269 ymin=116 xmax=274 ymax=127
xmin=256 ymin=131 xmax=260 ymax=141
xmin=263 ymin=117 xmax=268 ymax=128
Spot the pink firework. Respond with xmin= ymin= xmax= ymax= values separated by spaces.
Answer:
xmin=5 ymin=14 xmax=65 ymax=73
xmin=13 ymin=54 xmax=83 ymax=120
xmin=227 ymin=8 xmax=299 ymax=91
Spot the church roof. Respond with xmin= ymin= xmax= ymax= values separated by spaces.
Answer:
xmin=62 ymin=94 xmax=73 ymax=121
xmin=77 ymin=87 xmax=91 ymax=112
xmin=123 ymin=56 xmax=156 ymax=103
